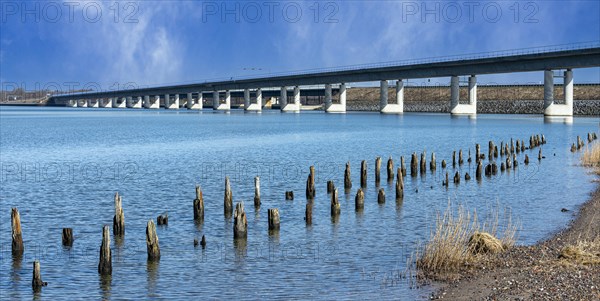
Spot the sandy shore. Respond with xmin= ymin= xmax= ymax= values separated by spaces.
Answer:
xmin=432 ymin=176 xmax=600 ymax=300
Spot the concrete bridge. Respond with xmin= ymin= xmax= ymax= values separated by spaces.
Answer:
xmin=51 ymin=44 xmax=600 ymax=116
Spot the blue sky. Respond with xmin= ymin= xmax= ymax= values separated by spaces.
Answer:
xmin=1 ymin=0 xmax=599 ymax=92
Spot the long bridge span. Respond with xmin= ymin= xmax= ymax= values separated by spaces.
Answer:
xmin=51 ymin=43 xmax=600 ymax=116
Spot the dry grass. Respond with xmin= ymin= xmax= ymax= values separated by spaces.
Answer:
xmin=559 ymin=238 xmax=600 ymax=265
xmin=581 ymin=142 xmax=600 ymax=167
xmin=415 ymin=202 xmax=517 ymax=279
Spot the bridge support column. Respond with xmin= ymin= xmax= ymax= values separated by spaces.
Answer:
xmin=66 ymin=100 xmax=76 ymax=107
xmin=380 ymin=80 xmax=402 ymax=113
xmin=213 ymin=91 xmax=230 ymax=110
xmin=126 ymin=97 xmax=133 ymax=108
xmin=326 ymin=83 xmax=346 ymax=113
xmin=281 ymin=86 xmax=300 ymax=112
xmin=246 ymin=88 xmax=262 ymax=111
xmin=243 ymin=89 xmax=250 ymax=110
xmin=450 ymin=75 xmax=476 ymax=115
xmin=544 ymin=69 xmax=573 ymax=116
xmin=87 ymin=99 xmax=99 ymax=108
xmin=113 ymin=97 xmax=126 ymax=108
xmin=145 ymin=96 xmax=159 ymax=109
xmin=99 ymin=98 xmax=112 ymax=108
xmin=186 ymin=92 xmax=202 ymax=109
xmin=132 ymin=97 xmax=142 ymax=108
xmin=165 ymin=94 xmax=179 ymax=109
xmin=396 ymin=80 xmax=404 ymax=113
xmin=324 ymin=84 xmax=332 ymax=109
xmin=77 ymin=99 xmax=87 ymax=107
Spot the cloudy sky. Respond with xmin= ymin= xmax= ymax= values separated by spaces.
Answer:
xmin=1 ymin=0 xmax=599 ymax=92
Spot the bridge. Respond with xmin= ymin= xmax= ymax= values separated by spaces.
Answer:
xmin=51 ymin=43 xmax=600 ymax=116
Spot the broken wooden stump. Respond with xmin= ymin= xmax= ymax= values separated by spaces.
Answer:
xmin=485 ymin=164 xmax=492 ymax=176
xmin=441 ymin=160 xmax=446 ymax=168
xmin=513 ymin=158 xmax=518 ymax=169
xmin=233 ymin=202 xmax=248 ymax=239
xmin=453 ymin=171 xmax=460 ymax=184
xmin=285 ymin=191 xmax=294 ymax=200
xmin=458 ymin=149 xmax=464 ymax=165
xmin=62 ymin=228 xmax=73 ymax=247
xmin=98 ymin=225 xmax=111 ymax=275
xmin=268 ymin=208 xmax=280 ymax=231
xmin=146 ymin=220 xmax=160 ymax=261
xmin=501 ymin=162 xmax=506 ymax=172
xmin=411 ymin=153 xmax=418 ymax=177
xmin=32 ymin=261 xmax=48 ymax=289
xmin=452 ymin=151 xmax=456 ymax=168
xmin=375 ymin=156 xmax=382 ymax=184
xmin=538 ymin=148 xmax=543 ymax=161
xmin=500 ymin=142 xmax=505 ymax=156
xmin=420 ymin=151 xmax=427 ymax=174
xmin=344 ymin=162 xmax=352 ymax=189
xmin=524 ymin=155 xmax=529 ymax=165
xmin=377 ymin=188 xmax=385 ymax=204
xmin=253 ymin=176 xmax=261 ymax=207
xmin=224 ymin=177 xmax=233 ymax=216
xmin=396 ymin=168 xmax=404 ymax=199
xmin=468 ymin=149 xmax=472 ymax=163
xmin=443 ymin=171 xmax=449 ymax=187
xmin=11 ymin=208 xmax=24 ymax=256
xmin=520 ymin=140 xmax=525 ymax=152
xmin=157 ymin=212 xmax=168 ymax=226
xmin=465 ymin=172 xmax=471 ymax=181
xmin=506 ymin=156 xmax=512 ymax=169
xmin=360 ymin=160 xmax=368 ymax=187
xmin=330 ymin=188 xmax=340 ymax=216
xmin=476 ymin=161 xmax=482 ymax=180
xmin=194 ymin=185 xmax=204 ymax=221
xmin=355 ymin=188 xmax=365 ymax=210
xmin=430 ymin=152 xmax=436 ymax=171
xmin=327 ymin=180 xmax=334 ymax=193
xmin=492 ymin=163 xmax=498 ymax=175
xmin=201 ymin=235 xmax=206 ymax=249
xmin=400 ymin=156 xmax=406 ymax=177
xmin=494 ymin=145 xmax=498 ymax=158
xmin=113 ymin=192 xmax=125 ymax=236
xmin=305 ymin=166 xmax=316 ymax=199
xmin=305 ymin=203 xmax=313 ymax=225
xmin=387 ymin=157 xmax=394 ymax=182
xmin=516 ymin=140 xmax=521 ymax=154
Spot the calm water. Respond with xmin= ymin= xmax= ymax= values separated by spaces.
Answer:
xmin=0 ymin=106 xmax=598 ymax=300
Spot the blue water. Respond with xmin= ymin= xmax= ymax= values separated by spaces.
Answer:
xmin=0 ymin=107 xmax=598 ymax=300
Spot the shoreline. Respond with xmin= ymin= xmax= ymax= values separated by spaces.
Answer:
xmin=431 ymin=172 xmax=600 ymax=300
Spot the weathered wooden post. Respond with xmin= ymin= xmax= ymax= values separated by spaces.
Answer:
xmin=330 ymin=188 xmax=340 ymax=216
xmin=344 ymin=162 xmax=352 ymax=189
xmin=355 ymin=188 xmax=365 ymax=210
xmin=98 ymin=225 xmax=111 ymax=275
xmin=516 ymin=140 xmax=521 ymax=154
xmin=268 ymin=208 xmax=280 ymax=231
xmin=309 ymin=166 xmax=316 ymax=198
xmin=492 ymin=163 xmax=498 ymax=175
xmin=441 ymin=160 xmax=446 ymax=168
xmin=377 ymin=188 xmax=386 ymax=204
xmin=494 ymin=145 xmax=499 ymax=158
xmin=538 ymin=148 xmax=542 ymax=161
xmin=233 ymin=202 xmax=248 ymax=239
xmin=194 ymin=185 xmax=204 ymax=221
xmin=285 ymin=191 xmax=294 ymax=200
xmin=501 ymin=162 xmax=506 ymax=172
xmin=458 ymin=149 xmax=464 ymax=165
xmin=443 ymin=171 xmax=449 ymax=186
xmin=411 ymin=153 xmax=418 ymax=176
xmin=360 ymin=160 xmax=367 ymax=187
xmin=113 ymin=192 xmax=125 ymax=236
xmin=387 ymin=157 xmax=394 ymax=182
xmin=327 ymin=180 xmax=334 ymax=193
xmin=32 ymin=261 xmax=48 ymax=289
xmin=11 ymin=208 xmax=24 ymax=256
xmin=420 ymin=151 xmax=426 ymax=174
xmin=465 ymin=172 xmax=471 ymax=180
xmin=62 ymin=228 xmax=73 ymax=247
xmin=306 ymin=174 xmax=314 ymax=200
xmin=468 ymin=149 xmax=472 ymax=163
xmin=400 ymin=156 xmax=406 ymax=177
xmin=500 ymin=141 xmax=505 ymax=156
xmin=305 ymin=203 xmax=313 ymax=225
xmin=485 ymin=164 xmax=492 ymax=176
xmin=453 ymin=171 xmax=460 ymax=184
xmin=146 ymin=220 xmax=160 ymax=261
xmin=541 ymin=134 xmax=546 ymax=144
xmin=475 ymin=144 xmax=480 ymax=163
xmin=506 ymin=155 xmax=512 ymax=169
xmin=253 ymin=177 xmax=261 ymax=207
xmin=375 ymin=156 xmax=382 ymax=184
xmin=430 ymin=152 xmax=436 ymax=171
xmin=396 ymin=168 xmax=404 ymax=199
xmin=157 ymin=212 xmax=168 ymax=225
xmin=201 ymin=235 xmax=206 ymax=249
xmin=520 ymin=140 xmax=525 ymax=152
xmin=524 ymin=155 xmax=529 ymax=165
xmin=476 ymin=161 xmax=482 ymax=180
xmin=224 ymin=177 xmax=233 ymax=216
xmin=452 ymin=151 xmax=456 ymax=168
xmin=488 ymin=141 xmax=494 ymax=159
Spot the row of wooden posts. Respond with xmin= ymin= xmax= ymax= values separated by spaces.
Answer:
xmin=8 ymin=133 xmax=550 ymax=288
xmin=571 ymin=132 xmax=598 ymax=152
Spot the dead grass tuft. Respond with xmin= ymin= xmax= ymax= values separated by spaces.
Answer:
xmin=581 ymin=142 xmax=600 ymax=167
xmin=559 ymin=239 xmax=600 ymax=265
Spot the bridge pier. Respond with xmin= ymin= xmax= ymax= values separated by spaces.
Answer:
xmin=87 ymin=99 xmax=99 ymax=108
xmin=543 ymin=69 xmax=573 ymax=116
xmin=213 ymin=91 xmax=230 ymax=110
xmin=281 ymin=86 xmax=300 ymax=112
xmin=396 ymin=80 xmax=404 ymax=113
xmin=324 ymin=84 xmax=333 ymax=109
xmin=187 ymin=92 xmax=202 ymax=110
xmin=380 ymin=80 xmax=403 ymax=114
xmin=126 ymin=96 xmax=142 ymax=109
xmin=450 ymin=75 xmax=477 ymax=115
xmin=165 ymin=94 xmax=179 ymax=109
xmin=99 ymin=98 xmax=113 ymax=108
xmin=66 ymin=100 xmax=76 ymax=107
xmin=77 ymin=99 xmax=88 ymax=108
xmin=113 ymin=97 xmax=126 ymax=108
xmin=144 ymin=96 xmax=160 ymax=109
xmin=325 ymin=83 xmax=346 ymax=112
xmin=245 ymin=88 xmax=262 ymax=111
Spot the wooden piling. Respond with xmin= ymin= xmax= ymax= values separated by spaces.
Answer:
xmin=387 ymin=157 xmax=394 ymax=182
xmin=494 ymin=145 xmax=498 ymax=158
xmin=500 ymin=142 xmax=505 ymax=156
xmin=98 ymin=225 xmax=111 ymax=275
xmin=11 ymin=208 xmax=24 ymax=256
xmin=309 ymin=166 xmax=316 ymax=196
xmin=538 ymin=148 xmax=542 ymax=161
xmin=361 ymin=160 xmax=368 ymax=187
xmin=443 ymin=171 xmax=449 ymax=187
xmin=501 ymin=162 xmax=506 ymax=172
xmin=344 ymin=162 xmax=352 ymax=189
xmin=224 ymin=177 xmax=233 ymax=216
xmin=32 ymin=261 xmax=48 ymax=289
xmin=396 ymin=168 xmax=404 ymax=199
xmin=233 ymin=202 xmax=248 ymax=239
xmin=524 ymin=155 xmax=529 ymax=165
xmin=377 ymin=188 xmax=385 ymax=204
xmin=62 ymin=228 xmax=73 ymax=247
xmin=465 ymin=172 xmax=471 ymax=181
xmin=375 ymin=156 xmax=382 ymax=184
xmin=468 ymin=149 xmax=472 ymax=163
xmin=506 ymin=156 xmax=512 ymax=169
xmin=475 ymin=144 xmax=480 ymax=163
xmin=492 ymin=163 xmax=498 ymax=175
xmin=268 ymin=208 xmax=280 ymax=231
xmin=113 ymin=192 xmax=125 ymax=236
xmin=330 ymin=188 xmax=340 ymax=216
xmin=453 ymin=171 xmax=460 ymax=184
xmin=441 ymin=160 xmax=446 ymax=168
xmin=458 ymin=149 xmax=464 ymax=165
xmin=476 ymin=161 xmax=482 ymax=180
xmin=513 ymin=158 xmax=518 ymax=169
xmin=285 ymin=191 xmax=294 ymax=200
xmin=452 ymin=151 xmax=456 ymax=168
xmin=157 ymin=212 xmax=168 ymax=225
xmin=521 ymin=140 xmax=525 ymax=152
xmin=430 ymin=152 xmax=436 ymax=171
xmin=201 ymin=235 xmax=206 ymax=249
xmin=305 ymin=203 xmax=313 ymax=225
xmin=400 ymin=156 xmax=407 ymax=177
xmin=488 ymin=141 xmax=494 ymax=160
xmin=485 ymin=164 xmax=492 ymax=176
xmin=516 ymin=140 xmax=521 ymax=153
xmin=420 ymin=151 xmax=426 ymax=174
xmin=194 ymin=185 xmax=204 ymax=221
xmin=327 ymin=180 xmax=334 ymax=193
xmin=253 ymin=177 xmax=261 ymax=207
xmin=541 ymin=134 xmax=546 ymax=144
xmin=411 ymin=152 xmax=418 ymax=176
xmin=146 ymin=220 xmax=160 ymax=261
xmin=355 ymin=188 xmax=365 ymax=210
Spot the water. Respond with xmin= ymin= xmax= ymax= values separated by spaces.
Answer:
xmin=0 ymin=106 xmax=598 ymax=300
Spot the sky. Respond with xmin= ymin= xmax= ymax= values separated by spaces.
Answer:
xmin=1 ymin=0 xmax=599 ymax=92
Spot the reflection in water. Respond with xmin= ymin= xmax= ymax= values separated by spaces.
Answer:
xmin=194 ymin=220 xmax=203 ymax=232
xmin=99 ymin=274 xmax=112 ymax=300
xmin=11 ymin=254 xmax=22 ymax=293
xmin=233 ymin=238 xmax=248 ymax=264
xmin=544 ymin=116 xmax=574 ymax=125
xmin=146 ymin=260 xmax=159 ymax=298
